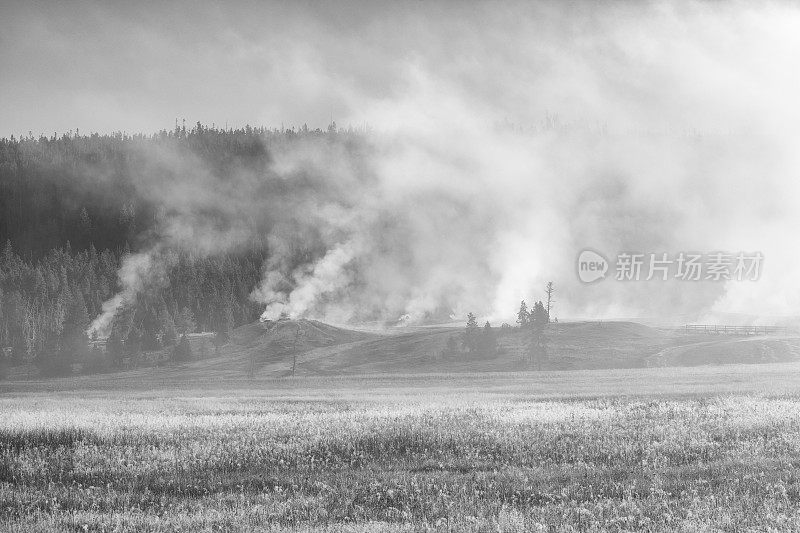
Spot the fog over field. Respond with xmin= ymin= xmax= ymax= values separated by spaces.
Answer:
xmin=3 ymin=1 xmax=800 ymax=327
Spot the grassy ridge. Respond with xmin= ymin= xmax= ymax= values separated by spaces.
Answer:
xmin=4 ymin=375 xmax=800 ymax=531
xmin=218 ymin=320 xmax=800 ymax=377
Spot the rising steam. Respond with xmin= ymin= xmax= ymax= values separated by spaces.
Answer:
xmin=87 ymin=248 xmax=160 ymax=337
xmin=256 ymin=240 xmax=360 ymax=321
xmin=77 ymin=1 xmax=800 ymax=330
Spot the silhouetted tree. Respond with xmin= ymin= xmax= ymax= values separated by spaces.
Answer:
xmin=528 ymin=301 xmax=549 ymax=368
xmin=516 ymin=301 xmax=529 ymax=327
xmin=545 ymin=281 xmax=555 ymax=317
xmin=463 ymin=312 xmax=479 ymax=353
xmin=531 ymin=300 xmax=549 ymax=327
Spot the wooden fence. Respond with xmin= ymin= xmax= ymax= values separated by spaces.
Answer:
xmin=684 ymin=324 xmax=794 ymax=336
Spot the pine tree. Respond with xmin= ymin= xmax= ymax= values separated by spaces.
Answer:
xmin=516 ymin=301 xmax=529 ymax=327
xmin=528 ymin=302 xmax=549 ymax=369
xmin=545 ymin=281 xmax=555 ymax=317
xmin=532 ymin=301 xmax=549 ymax=328
xmin=463 ymin=312 xmax=479 ymax=353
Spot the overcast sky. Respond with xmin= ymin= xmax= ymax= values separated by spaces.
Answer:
xmin=6 ymin=1 xmax=797 ymax=137
xmin=1 ymin=1 xmax=508 ymax=136
xmin=1 ymin=1 xmax=360 ymax=135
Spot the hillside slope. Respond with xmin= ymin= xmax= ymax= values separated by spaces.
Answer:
xmin=176 ymin=320 xmax=800 ymax=379
xmin=7 ymin=320 xmax=798 ymax=383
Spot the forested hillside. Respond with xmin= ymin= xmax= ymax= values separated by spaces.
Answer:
xmin=0 ymin=122 xmax=346 ymax=255
xmin=0 ymin=124 xmax=351 ymax=376
xmin=0 ymin=241 xmax=267 ymax=375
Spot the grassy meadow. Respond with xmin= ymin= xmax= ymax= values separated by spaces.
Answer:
xmin=3 ymin=367 xmax=800 ymax=531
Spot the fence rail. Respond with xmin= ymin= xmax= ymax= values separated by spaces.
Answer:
xmin=684 ymin=324 xmax=794 ymax=336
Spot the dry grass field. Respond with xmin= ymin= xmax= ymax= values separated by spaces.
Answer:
xmin=4 ymin=362 xmax=800 ymax=532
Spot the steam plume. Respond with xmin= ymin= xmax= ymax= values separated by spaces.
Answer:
xmin=34 ymin=1 xmax=800 ymax=329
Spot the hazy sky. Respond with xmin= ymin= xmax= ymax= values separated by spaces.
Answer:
xmin=1 ymin=1 xmax=478 ymax=136
xmin=6 ymin=1 xmax=795 ymax=137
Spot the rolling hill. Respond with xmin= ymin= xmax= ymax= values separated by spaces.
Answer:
xmin=172 ymin=319 xmax=800 ymax=379
xmin=5 ymin=319 xmax=799 ymax=384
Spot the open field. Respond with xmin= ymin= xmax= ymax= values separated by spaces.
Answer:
xmin=4 ymin=322 xmax=800 ymax=531
xmin=5 ymin=363 xmax=800 ymax=531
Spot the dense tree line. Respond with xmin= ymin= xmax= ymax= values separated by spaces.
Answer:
xmin=0 ymin=123 xmax=363 ymax=376
xmin=0 ymin=240 xmax=264 ymax=375
xmin=0 ymin=122 xmax=356 ymax=257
